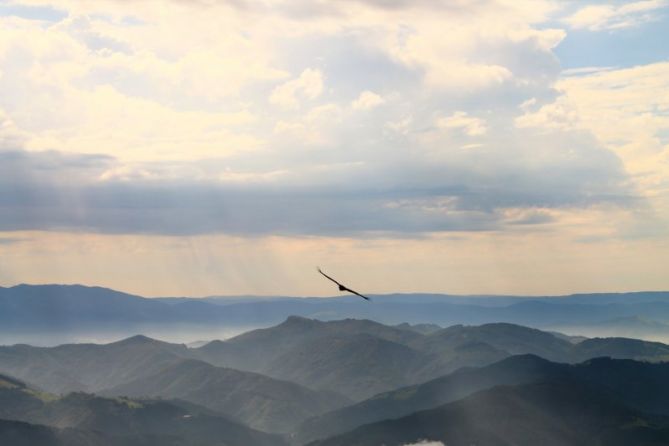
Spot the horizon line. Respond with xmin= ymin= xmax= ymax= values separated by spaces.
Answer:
xmin=2 ymin=282 xmax=669 ymax=300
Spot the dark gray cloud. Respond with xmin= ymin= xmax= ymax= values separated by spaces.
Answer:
xmin=0 ymin=146 xmax=636 ymax=237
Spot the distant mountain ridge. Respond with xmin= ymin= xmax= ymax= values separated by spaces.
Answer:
xmin=3 ymin=285 xmax=669 ymax=343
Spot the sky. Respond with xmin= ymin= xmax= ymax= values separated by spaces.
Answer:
xmin=0 ymin=0 xmax=668 ymax=297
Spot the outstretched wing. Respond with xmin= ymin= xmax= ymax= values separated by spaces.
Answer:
xmin=318 ymin=267 xmax=342 ymax=287
xmin=342 ymin=286 xmax=371 ymax=301
xmin=318 ymin=267 xmax=370 ymax=301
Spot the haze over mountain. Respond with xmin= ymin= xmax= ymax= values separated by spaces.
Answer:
xmin=2 ymin=307 xmax=669 ymax=445
xmin=309 ymin=380 xmax=669 ymax=446
xmin=0 ymin=334 xmax=347 ymax=433
xmin=0 ymin=335 xmax=191 ymax=393
xmin=3 ymin=311 xmax=669 ymax=418
xmin=191 ymin=316 xmax=669 ymax=400
xmin=102 ymin=358 xmax=349 ymax=433
xmin=3 ymin=286 xmax=669 ymax=444
xmin=4 ymin=312 xmax=669 ymax=405
xmin=295 ymin=354 xmax=669 ymax=444
xmin=0 ymin=373 xmax=284 ymax=446
xmin=4 ymin=285 xmax=669 ymax=345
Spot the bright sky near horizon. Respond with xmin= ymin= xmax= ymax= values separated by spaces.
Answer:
xmin=0 ymin=0 xmax=668 ymax=297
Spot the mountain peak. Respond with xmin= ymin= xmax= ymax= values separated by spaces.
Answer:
xmin=111 ymin=334 xmax=157 ymax=346
xmin=284 ymin=315 xmax=320 ymax=326
xmin=493 ymin=353 xmax=554 ymax=368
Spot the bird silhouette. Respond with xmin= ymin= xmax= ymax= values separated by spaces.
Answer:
xmin=318 ymin=267 xmax=370 ymax=301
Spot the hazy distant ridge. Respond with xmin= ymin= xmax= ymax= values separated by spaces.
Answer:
xmin=2 ymin=285 xmax=669 ymax=343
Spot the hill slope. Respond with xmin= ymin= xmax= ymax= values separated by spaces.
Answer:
xmin=195 ymin=317 xmax=669 ymax=400
xmin=310 ymin=381 xmax=669 ymax=446
xmin=296 ymin=354 xmax=669 ymax=444
xmin=0 ymin=335 xmax=193 ymax=393
xmin=0 ymin=374 xmax=284 ymax=446
xmin=102 ymin=358 xmax=349 ymax=433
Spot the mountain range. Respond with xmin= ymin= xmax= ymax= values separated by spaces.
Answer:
xmin=3 ymin=344 xmax=669 ymax=445
xmin=191 ymin=316 xmax=669 ymax=400
xmin=3 ymin=284 xmax=669 ymax=343
xmin=0 ymin=334 xmax=347 ymax=433
xmin=2 ymin=284 xmax=669 ymax=445
xmin=3 ymin=315 xmax=669 ymax=405
xmin=295 ymin=354 xmax=669 ymax=444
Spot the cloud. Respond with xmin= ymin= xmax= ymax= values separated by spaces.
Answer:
xmin=0 ymin=2 xmax=67 ymax=22
xmin=555 ymin=62 xmax=669 ymax=192
xmin=0 ymin=0 xmax=649 ymax=242
xmin=0 ymin=140 xmax=633 ymax=237
xmin=564 ymin=1 xmax=667 ymax=31
xmin=507 ymin=61 xmax=669 ymax=241
xmin=0 ymin=0 xmax=667 ymax=297
xmin=0 ymin=108 xmax=27 ymax=149
xmin=352 ymin=90 xmax=384 ymax=110
xmin=272 ymin=103 xmax=342 ymax=144
xmin=0 ymin=17 xmax=263 ymax=161
xmin=0 ymin=0 xmax=566 ymax=164
xmin=515 ymin=97 xmax=579 ymax=131
xmin=436 ymin=112 xmax=487 ymax=136
xmin=270 ymin=68 xmax=324 ymax=109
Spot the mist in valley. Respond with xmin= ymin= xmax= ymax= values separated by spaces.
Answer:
xmin=3 ymin=310 xmax=669 ymax=446
xmin=0 ymin=324 xmax=262 ymax=347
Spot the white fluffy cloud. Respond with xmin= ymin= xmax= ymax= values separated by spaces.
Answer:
xmin=565 ymin=0 xmax=668 ymax=31
xmin=0 ymin=0 xmax=637 ymax=236
xmin=515 ymin=97 xmax=579 ymax=131
xmin=352 ymin=90 xmax=384 ymax=110
xmin=557 ymin=63 xmax=669 ymax=191
xmin=436 ymin=112 xmax=487 ymax=136
xmin=0 ymin=108 xmax=27 ymax=149
xmin=0 ymin=0 xmax=568 ymax=166
xmin=1 ymin=0 xmax=668 ymax=298
xmin=0 ymin=14 xmax=266 ymax=161
xmin=269 ymin=68 xmax=324 ymax=109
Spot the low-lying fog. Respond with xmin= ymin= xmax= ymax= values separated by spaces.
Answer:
xmin=0 ymin=324 xmax=264 ymax=346
xmin=549 ymin=325 xmax=669 ymax=345
xmin=4 ymin=322 xmax=669 ymax=347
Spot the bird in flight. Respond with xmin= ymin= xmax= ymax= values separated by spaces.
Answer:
xmin=318 ymin=267 xmax=370 ymax=301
